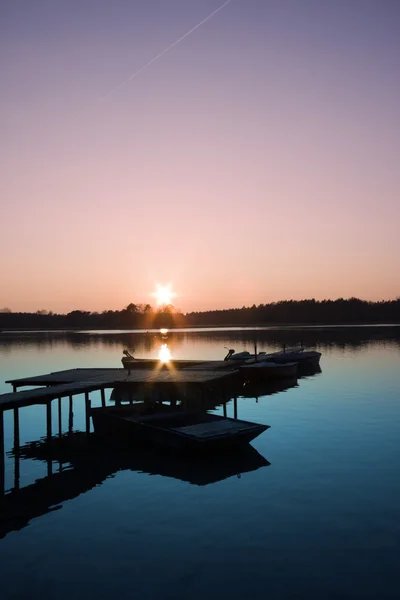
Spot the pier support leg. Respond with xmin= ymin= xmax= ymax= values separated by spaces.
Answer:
xmin=46 ymin=401 xmax=53 ymax=477
xmin=223 ymin=402 xmax=227 ymax=417
xmin=14 ymin=408 xmax=20 ymax=490
xmin=234 ymin=395 xmax=238 ymax=420
xmin=85 ymin=392 xmax=91 ymax=436
xmin=101 ymin=388 xmax=106 ymax=408
xmin=0 ymin=411 xmax=4 ymax=496
xmin=46 ymin=400 xmax=52 ymax=444
xmin=58 ymin=397 xmax=62 ymax=439
xmin=68 ymin=396 xmax=73 ymax=435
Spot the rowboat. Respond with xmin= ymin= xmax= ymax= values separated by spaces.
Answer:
xmin=263 ymin=348 xmax=321 ymax=369
xmin=121 ymin=355 xmax=203 ymax=372
xmin=239 ymin=360 xmax=298 ymax=382
xmin=91 ymin=403 xmax=269 ymax=452
xmin=225 ymin=346 xmax=321 ymax=370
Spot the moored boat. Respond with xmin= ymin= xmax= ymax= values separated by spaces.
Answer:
xmin=121 ymin=350 xmax=206 ymax=372
xmin=224 ymin=348 xmax=268 ymax=361
xmin=239 ymin=360 xmax=298 ymax=382
xmin=263 ymin=348 xmax=321 ymax=369
xmin=91 ymin=403 xmax=269 ymax=452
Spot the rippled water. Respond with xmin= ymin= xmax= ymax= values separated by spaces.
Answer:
xmin=0 ymin=326 xmax=399 ymax=599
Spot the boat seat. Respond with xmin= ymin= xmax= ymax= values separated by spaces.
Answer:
xmin=172 ymin=420 xmax=250 ymax=438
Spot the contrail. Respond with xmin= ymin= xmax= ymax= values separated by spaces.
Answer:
xmin=105 ymin=0 xmax=233 ymax=97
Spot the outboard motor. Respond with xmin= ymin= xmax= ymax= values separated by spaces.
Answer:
xmin=224 ymin=348 xmax=235 ymax=361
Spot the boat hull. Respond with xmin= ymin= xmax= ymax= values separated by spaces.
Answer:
xmin=122 ymin=357 xmax=204 ymax=371
xmin=91 ymin=405 xmax=269 ymax=452
xmin=240 ymin=361 xmax=298 ymax=382
xmin=265 ymin=351 xmax=321 ymax=369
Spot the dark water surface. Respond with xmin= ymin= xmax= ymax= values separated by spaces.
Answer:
xmin=0 ymin=326 xmax=399 ymax=599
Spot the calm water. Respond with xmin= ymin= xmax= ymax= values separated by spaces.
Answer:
xmin=0 ymin=326 xmax=399 ymax=599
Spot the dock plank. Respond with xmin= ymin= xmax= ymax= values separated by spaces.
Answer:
xmin=6 ymin=364 xmax=237 ymax=387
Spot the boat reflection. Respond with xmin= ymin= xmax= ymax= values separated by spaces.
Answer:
xmin=241 ymin=377 xmax=299 ymax=400
xmin=1 ymin=433 xmax=270 ymax=540
xmin=298 ymin=363 xmax=322 ymax=377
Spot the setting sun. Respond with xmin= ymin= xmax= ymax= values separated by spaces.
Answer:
xmin=153 ymin=284 xmax=176 ymax=306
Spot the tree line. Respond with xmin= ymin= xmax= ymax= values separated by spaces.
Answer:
xmin=1 ymin=298 xmax=399 ymax=330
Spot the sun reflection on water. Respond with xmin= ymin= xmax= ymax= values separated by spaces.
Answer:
xmin=159 ymin=343 xmax=172 ymax=363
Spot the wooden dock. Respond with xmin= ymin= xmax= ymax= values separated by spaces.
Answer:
xmin=3 ymin=367 xmax=237 ymax=406
xmin=0 ymin=364 xmax=241 ymax=493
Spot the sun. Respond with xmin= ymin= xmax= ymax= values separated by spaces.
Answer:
xmin=153 ymin=284 xmax=176 ymax=306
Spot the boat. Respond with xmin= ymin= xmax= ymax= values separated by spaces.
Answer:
xmin=91 ymin=403 xmax=269 ymax=452
xmin=224 ymin=348 xmax=267 ymax=361
xmin=121 ymin=349 xmax=205 ymax=373
xmin=263 ymin=347 xmax=321 ymax=369
xmin=225 ymin=346 xmax=321 ymax=369
xmin=239 ymin=360 xmax=298 ymax=382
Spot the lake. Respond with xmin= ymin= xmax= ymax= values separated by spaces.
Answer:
xmin=0 ymin=326 xmax=399 ymax=599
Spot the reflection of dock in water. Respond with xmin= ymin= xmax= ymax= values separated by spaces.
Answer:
xmin=240 ymin=364 xmax=321 ymax=401
xmin=0 ymin=433 xmax=270 ymax=540
xmin=0 ymin=366 xmax=240 ymax=494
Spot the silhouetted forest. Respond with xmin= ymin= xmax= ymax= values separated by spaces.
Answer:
xmin=1 ymin=298 xmax=399 ymax=330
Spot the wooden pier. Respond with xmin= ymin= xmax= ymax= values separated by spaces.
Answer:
xmin=0 ymin=364 xmax=241 ymax=494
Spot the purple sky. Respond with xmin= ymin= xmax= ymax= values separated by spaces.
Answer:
xmin=1 ymin=0 xmax=399 ymax=313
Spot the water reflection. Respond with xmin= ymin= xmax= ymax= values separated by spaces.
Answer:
xmin=1 ymin=433 xmax=270 ymax=540
xmin=1 ymin=325 xmax=400 ymax=356
xmin=158 ymin=343 xmax=172 ymax=363
xmin=1 ymin=327 xmax=399 ymax=598
xmin=241 ymin=377 xmax=299 ymax=400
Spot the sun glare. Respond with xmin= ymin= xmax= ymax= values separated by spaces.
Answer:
xmin=153 ymin=284 xmax=176 ymax=306
xmin=159 ymin=343 xmax=172 ymax=363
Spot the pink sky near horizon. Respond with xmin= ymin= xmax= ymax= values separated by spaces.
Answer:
xmin=1 ymin=0 xmax=399 ymax=314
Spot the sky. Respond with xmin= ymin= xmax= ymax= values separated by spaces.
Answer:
xmin=1 ymin=0 xmax=399 ymax=313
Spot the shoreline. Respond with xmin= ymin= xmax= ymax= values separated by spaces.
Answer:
xmin=1 ymin=322 xmax=400 ymax=333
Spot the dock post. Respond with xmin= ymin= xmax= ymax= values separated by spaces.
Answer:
xmin=58 ymin=397 xmax=62 ymax=438
xmin=68 ymin=395 xmax=73 ymax=434
xmin=46 ymin=400 xmax=53 ymax=477
xmin=100 ymin=388 xmax=106 ymax=408
xmin=223 ymin=401 xmax=227 ymax=417
xmin=14 ymin=408 xmax=20 ymax=490
xmin=46 ymin=400 xmax=52 ymax=444
xmin=13 ymin=407 xmax=20 ymax=449
xmin=234 ymin=395 xmax=238 ymax=420
xmin=85 ymin=392 xmax=91 ymax=435
xmin=0 ymin=411 xmax=4 ymax=496
xmin=13 ymin=384 xmax=17 ymax=393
